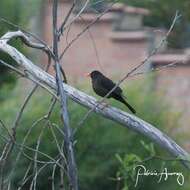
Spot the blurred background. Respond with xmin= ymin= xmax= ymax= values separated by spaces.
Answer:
xmin=0 ymin=0 xmax=190 ymax=189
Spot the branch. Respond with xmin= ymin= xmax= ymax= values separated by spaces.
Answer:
xmin=0 ymin=32 xmax=189 ymax=169
xmin=77 ymin=11 xmax=181 ymax=127
xmin=58 ymin=0 xmax=76 ymax=37
xmin=62 ymin=0 xmax=90 ymax=31
xmin=0 ymin=30 xmax=54 ymax=57
xmin=0 ymin=17 xmax=52 ymax=54
xmin=52 ymin=0 xmax=78 ymax=189
xmin=59 ymin=0 xmax=118 ymax=60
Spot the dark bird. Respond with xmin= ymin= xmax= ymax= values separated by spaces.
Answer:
xmin=87 ymin=70 xmax=136 ymax=114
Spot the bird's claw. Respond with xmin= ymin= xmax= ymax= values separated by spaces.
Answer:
xmin=96 ymin=101 xmax=109 ymax=110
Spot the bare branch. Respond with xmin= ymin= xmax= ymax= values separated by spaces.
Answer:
xmin=59 ymin=1 xmax=118 ymax=60
xmin=130 ymin=59 xmax=189 ymax=78
xmin=58 ymin=0 xmax=76 ymax=37
xmin=0 ymin=34 xmax=189 ymax=169
xmin=0 ymin=33 xmax=55 ymax=175
xmin=76 ymin=11 xmax=181 ymax=129
xmin=0 ymin=17 xmax=53 ymax=56
xmin=62 ymin=0 xmax=90 ymax=30
xmin=79 ymin=15 xmax=104 ymax=72
xmin=0 ymin=30 xmax=54 ymax=57
xmin=52 ymin=0 xmax=78 ymax=189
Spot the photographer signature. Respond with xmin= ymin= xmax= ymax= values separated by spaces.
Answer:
xmin=134 ymin=164 xmax=184 ymax=187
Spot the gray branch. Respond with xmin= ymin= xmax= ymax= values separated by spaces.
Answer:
xmin=0 ymin=30 xmax=54 ymax=57
xmin=52 ymin=0 xmax=78 ymax=189
xmin=0 ymin=31 xmax=189 ymax=169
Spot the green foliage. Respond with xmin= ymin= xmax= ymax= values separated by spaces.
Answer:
xmin=0 ymin=79 xmax=189 ymax=189
xmin=140 ymin=141 xmax=155 ymax=156
xmin=116 ymin=153 xmax=142 ymax=190
xmin=115 ymin=140 xmax=190 ymax=190
xmin=0 ymin=0 xmax=42 ymax=101
xmin=115 ymin=141 xmax=157 ymax=190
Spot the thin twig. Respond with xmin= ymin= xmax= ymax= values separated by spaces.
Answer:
xmin=58 ymin=0 xmax=76 ymax=37
xmin=61 ymin=0 xmax=90 ymax=32
xmin=1 ymin=28 xmax=190 ymax=170
xmin=75 ymin=11 xmax=181 ymax=131
xmin=59 ymin=0 xmax=119 ymax=60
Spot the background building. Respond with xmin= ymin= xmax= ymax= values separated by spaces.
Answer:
xmin=42 ymin=0 xmax=190 ymax=148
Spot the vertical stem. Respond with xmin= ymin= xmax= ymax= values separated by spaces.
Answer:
xmin=52 ymin=0 xmax=78 ymax=189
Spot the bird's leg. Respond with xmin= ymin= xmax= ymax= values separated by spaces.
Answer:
xmin=96 ymin=100 xmax=109 ymax=110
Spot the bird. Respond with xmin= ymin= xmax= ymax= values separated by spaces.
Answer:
xmin=87 ymin=70 xmax=136 ymax=114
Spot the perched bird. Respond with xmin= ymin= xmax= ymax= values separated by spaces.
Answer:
xmin=87 ymin=70 xmax=136 ymax=114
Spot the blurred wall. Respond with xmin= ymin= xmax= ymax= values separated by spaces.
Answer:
xmin=42 ymin=1 xmax=150 ymax=83
xmin=42 ymin=1 xmax=190 ymax=148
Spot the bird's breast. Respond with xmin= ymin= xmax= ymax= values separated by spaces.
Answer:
xmin=92 ymin=80 xmax=109 ymax=97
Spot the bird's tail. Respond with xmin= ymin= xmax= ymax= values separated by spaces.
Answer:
xmin=120 ymin=97 xmax=136 ymax=114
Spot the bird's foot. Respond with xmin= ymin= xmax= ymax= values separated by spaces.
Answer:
xmin=96 ymin=101 xmax=109 ymax=110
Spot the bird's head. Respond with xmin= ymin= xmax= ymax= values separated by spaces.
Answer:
xmin=86 ymin=70 xmax=102 ymax=79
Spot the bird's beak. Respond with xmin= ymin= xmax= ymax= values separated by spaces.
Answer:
xmin=84 ymin=72 xmax=90 ymax=77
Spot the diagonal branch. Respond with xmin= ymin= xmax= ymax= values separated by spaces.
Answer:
xmin=0 ymin=34 xmax=189 ymax=169
xmin=76 ymin=11 xmax=181 ymax=128
xmin=59 ymin=0 xmax=119 ymax=60
xmin=62 ymin=0 xmax=90 ymax=31
xmin=58 ymin=0 xmax=76 ymax=37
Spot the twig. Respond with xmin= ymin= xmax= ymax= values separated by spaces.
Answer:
xmin=0 ymin=36 xmax=55 ymax=182
xmin=58 ymin=0 xmax=76 ymax=37
xmin=0 ymin=120 xmax=13 ymax=140
xmin=79 ymin=15 xmax=104 ymax=72
xmin=0 ymin=9 xmax=189 ymax=176
xmin=17 ymin=162 xmax=54 ymax=190
xmin=30 ymin=125 xmax=46 ymax=190
xmin=59 ymin=0 xmax=119 ymax=60
xmin=1 ymin=41 xmax=189 ymax=169
xmin=49 ymin=121 xmax=67 ymax=163
xmin=75 ymin=11 xmax=181 ymax=130
xmin=17 ymin=162 xmax=32 ymax=190
xmin=60 ymin=0 xmax=90 ymax=32
xmin=130 ymin=59 xmax=188 ymax=78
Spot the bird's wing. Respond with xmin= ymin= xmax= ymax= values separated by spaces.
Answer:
xmin=100 ymin=76 xmax=122 ymax=96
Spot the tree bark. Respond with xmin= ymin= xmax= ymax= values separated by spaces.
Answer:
xmin=0 ymin=31 xmax=189 ymax=169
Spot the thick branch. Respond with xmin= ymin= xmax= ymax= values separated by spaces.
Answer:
xmin=0 ymin=30 xmax=54 ymax=57
xmin=0 ymin=32 xmax=189 ymax=169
